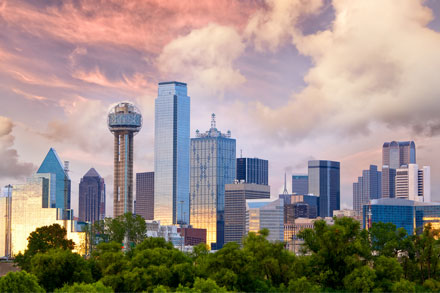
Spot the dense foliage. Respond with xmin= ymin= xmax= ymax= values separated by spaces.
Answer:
xmin=7 ymin=215 xmax=440 ymax=292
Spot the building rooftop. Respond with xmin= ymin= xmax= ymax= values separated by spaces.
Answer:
xmin=158 ymin=81 xmax=187 ymax=86
xmin=370 ymin=198 xmax=440 ymax=206
xmin=83 ymin=168 xmax=101 ymax=178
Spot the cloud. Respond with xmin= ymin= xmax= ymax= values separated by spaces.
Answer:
xmin=0 ymin=116 xmax=35 ymax=180
xmin=252 ymin=0 xmax=440 ymax=142
xmin=158 ymin=23 xmax=246 ymax=96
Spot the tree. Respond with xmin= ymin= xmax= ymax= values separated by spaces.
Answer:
xmin=343 ymin=266 xmax=376 ymax=292
xmin=391 ymin=279 xmax=416 ymax=292
xmin=413 ymin=224 xmax=440 ymax=283
xmin=192 ymin=278 xmax=227 ymax=293
xmin=55 ymin=281 xmax=113 ymax=293
xmin=15 ymin=223 xmax=75 ymax=270
xmin=298 ymin=217 xmax=371 ymax=289
xmin=373 ymin=255 xmax=403 ymax=291
xmin=288 ymin=277 xmax=320 ymax=293
xmin=369 ymin=222 xmax=408 ymax=257
xmin=0 ymin=271 xmax=44 ymax=293
xmin=30 ymin=249 xmax=93 ymax=292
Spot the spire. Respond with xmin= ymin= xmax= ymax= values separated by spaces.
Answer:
xmin=211 ymin=113 xmax=216 ymax=129
xmin=283 ymin=172 xmax=288 ymax=195
xmin=84 ymin=168 xmax=101 ymax=178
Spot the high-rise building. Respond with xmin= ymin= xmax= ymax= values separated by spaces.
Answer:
xmin=352 ymin=165 xmax=381 ymax=214
xmin=308 ymin=160 xmax=340 ymax=217
xmin=37 ymin=148 xmax=70 ymax=210
xmin=135 ymin=172 xmax=154 ymax=220
xmin=246 ymin=198 xmax=284 ymax=242
xmin=108 ymin=102 xmax=142 ymax=217
xmin=78 ymin=168 xmax=105 ymax=223
xmin=154 ymin=81 xmax=190 ymax=225
xmin=381 ymin=167 xmax=396 ymax=198
xmin=292 ymin=174 xmax=308 ymax=195
xmin=224 ymin=182 xmax=270 ymax=244
xmin=382 ymin=141 xmax=416 ymax=169
xmin=364 ymin=198 xmax=440 ymax=235
xmin=236 ymin=158 xmax=268 ymax=185
xmin=395 ymin=164 xmax=430 ymax=202
xmin=190 ymin=114 xmax=236 ymax=249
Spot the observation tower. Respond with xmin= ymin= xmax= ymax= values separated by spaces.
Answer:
xmin=108 ymin=102 xmax=142 ymax=217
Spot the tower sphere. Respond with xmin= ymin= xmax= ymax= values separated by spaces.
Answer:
xmin=107 ymin=102 xmax=142 ymax=134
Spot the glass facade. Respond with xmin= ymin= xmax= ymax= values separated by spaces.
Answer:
xmin=292 ymin=174 xmax=308 ymax=195
xmin=363 ymin=198 xmax=440 ymax=235
xmin=308 ymin=160 xmax=340 ymax=217
xmin=0 ymin=174 xmax=85 ymax=257
xmin=135 ymin=172 xmax=154 ymax=220
xmin=190 ymin=116 xmax=236 ymax=249
xmin=37 ymin=148 xmax=70 ymax=210
xmin=154 ymin=81 xmax=190 ymax=225
xmin=246 ymin=198 xmax=284 ymax=242
xmin=236 ymin=158 xmax=269 ymax=185
xmin=78 ymin=168 xmax=105 ymax=223
xmin=353 ymin=165 xmax=381 ymax=214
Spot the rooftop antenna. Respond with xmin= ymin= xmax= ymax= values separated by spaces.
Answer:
xmin=211 ymin=113 xmax=216 ymax=129
xmin=283 ymin=172 xmax=288 ymax=195
xmin=240 ymin=149 xmax=243 ymax=158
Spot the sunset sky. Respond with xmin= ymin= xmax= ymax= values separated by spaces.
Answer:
xmin=2 ymin=0 xmax=440 ymax=216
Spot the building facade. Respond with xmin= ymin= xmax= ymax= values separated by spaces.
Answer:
xmin=353 ymin=165 xmax=381 ymax=215
xmin=78 ymin=168 xmax=105 ymax=223
xmin=135 ymin=172 xmax=154 ymax=220
xmin=395 ymin=164 xmax=431 ymax=202
xmin=190 ymin=114 xmax=236 ymax=249
xmin=236 ymin=157 xmax=269 ymax=185
xmin=308 ymin=160 xmax=340 ymax=217
xmin=154 ymin=81 xmax=190 ymax=225
xmin=108 ymin=102 xmax=142 ymax=217
xmin=224 ymin=182 xmax=270 ymax=244
xmin=292 ymin=174 xmax=308 ymax=195
xmin=364 ymin=198 xmax=440 ymax=235
xmin=246 ymin=198 xmax=284 ymax=242
xmin=36 ymin=148 xmax=70 ymax=210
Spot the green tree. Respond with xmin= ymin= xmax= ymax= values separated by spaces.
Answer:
xmin=413 ymin=224 xmax=440 ymax=283
xmin=0 ymin=271 xmax=44 ymax=293
xmin=15 ymin=223 xmax=75 ymax=270
xmin=373 ymin=255 xmax=403 ymax=291
xmin=54 ymin=281 xmax=113 ymax=293
xmin=192 ymin=277 xmax=227 ymax=293
xmin=298 ymin=217 xmax=371 ymax=289
xmin=369 ymin=222 xmax=408 ymax=257
xmin=391 ymin=279 xmax=416 ymax=292
xmin=423 ymin=279 xmax=440 ymax=292
xmin=288 ymin=277 xmax=320 ymax=293
xmin=30 ymin=249 xmax=93 ymax=292
xmin=343 ymin=266 xmax=376 ymax=292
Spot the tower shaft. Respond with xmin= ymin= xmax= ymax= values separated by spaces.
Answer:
xmin=113 ymin=131 xmax=134 ymax=217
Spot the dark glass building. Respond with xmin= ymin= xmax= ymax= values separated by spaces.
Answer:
xmin=363 ymin=198 xmax=440 ymax=235
xmin=135 ymin=172 xmax=154 ymax=220
xmin=236 ymin=157 xmax=268 ymax=185
xmin=224 ymin=182 xmax=270 ymax=244
xmin=78 ymin=168 xmax=105 ymax=223
xmin=308 ymin=160 xmax=340 ymax=217
xmin=353 ymin=165 xmax=381 ymax=214
xmin=292 ymin=174 xmax=308 ymax=195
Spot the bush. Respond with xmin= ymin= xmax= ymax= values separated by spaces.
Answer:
xmin=391 ymin=279 xmax=416 ymax=293
xmin=55 ymin=281 xmax=113 ymax=293
xmin=0 ymin=271 xmax=44 ymax=293
xmin=288 ymin=277 xmax=320 ymax=293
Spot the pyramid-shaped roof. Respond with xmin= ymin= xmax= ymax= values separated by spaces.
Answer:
xmin=84 ymin=168 xmax=101 ymax=178
xmin=37 ymin=148 xmax=69 ymax=179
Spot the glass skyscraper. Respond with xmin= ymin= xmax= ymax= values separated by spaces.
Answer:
xmin=190 ymin=114 xmax=236 ymax=249
xmin=78 ymin=168 xmax=105 ymax=223
xmin=292 ymin=174 xmax=308 ymax=195
xmin=135 ymin=172 xmax=154 ymax=220
xmin=353 ymin=165 xmax=381 ymax=215
xmin=36 ymin=148 xmax=70 ymax=210
xmin=308 ymin=160 xmax=340 ymax=217
xmin=236 ymin=157 xmax=268 ymax=185
xmin=154 ymin=81 xmax=190 ymax=225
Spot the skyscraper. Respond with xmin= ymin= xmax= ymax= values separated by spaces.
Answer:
xmin=236 ymin=157 xmax=269 ymax=185
xmin=108 ymin=102 xmax=142 ymax=217
xmin=352 ymin=165 xmax=381 ymax=215
xmin=154 ymin=81 xmax=190 ymax=225
xmin=224 ymin=182 xmax=270 ymax=244
xmin=395 ymin=164 xmax=431 ymax=202
xmin=135 ymin=172 xmax=154 ymax=220
xmin=37 ymin=148 xmax=70 ymax=210
xmin=78 ymin=168 xmax=105 ymax=223
xmin=308 ymin=160 xmax=340 ymax=217
xmin=382 ymin=141 xmax=416 ymax=199
xmin=190 ymin=114 xmax=236 ymax=249
xmin=246 ymin=198 xmax=284 ymax=242
xmin=292 ymin=174 xmax=308 ymax=195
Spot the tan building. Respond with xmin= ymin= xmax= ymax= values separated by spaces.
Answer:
xmin=0 ymin=174 xmax=85 ymax=256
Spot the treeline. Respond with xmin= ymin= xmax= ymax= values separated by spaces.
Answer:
xmin=2 ymin=216 xmax=440 ymax=292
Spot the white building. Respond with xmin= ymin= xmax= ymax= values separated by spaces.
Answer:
xmin=395 ymin=164 xmax=430 ymax=202
xmin=145 ymin=220 xmax=184 ymax=247
xmin=246 ymin=198 xmax=284 ymax=242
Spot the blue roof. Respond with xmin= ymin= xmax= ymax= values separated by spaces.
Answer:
xmin=158 ymin=81 xmax=187 ymax=86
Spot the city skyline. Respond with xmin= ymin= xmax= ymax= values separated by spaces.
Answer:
xmin=2 ymin=1 xmax=440 ymax=217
